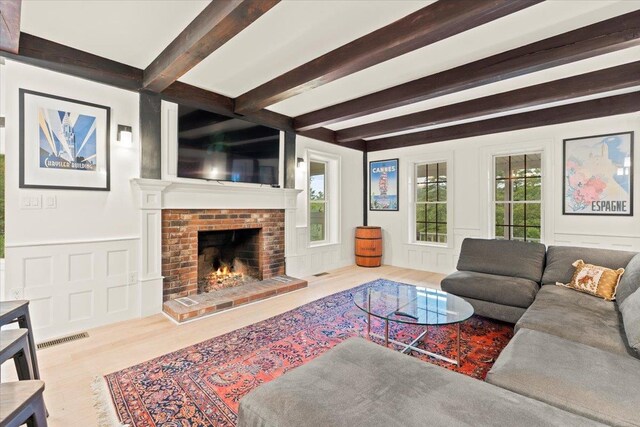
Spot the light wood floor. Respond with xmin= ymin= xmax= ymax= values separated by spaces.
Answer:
xmin=5 ymin=265 xmax=444 ymax=426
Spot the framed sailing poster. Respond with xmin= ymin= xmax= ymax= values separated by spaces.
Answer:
xmin=19 ymin=89 xmax=111 ymax=191
xmin=563 ymin=131 xmax=633 ymax=216
xmin=370 ymin=159 xmax=398 ymax=211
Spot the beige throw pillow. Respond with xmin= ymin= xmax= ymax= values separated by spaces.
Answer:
xmin=556 ymin=259 xmax=624 ymax=301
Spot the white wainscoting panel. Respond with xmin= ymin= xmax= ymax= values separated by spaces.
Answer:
xmin=4 ymin=238 xmax=140 ymax=342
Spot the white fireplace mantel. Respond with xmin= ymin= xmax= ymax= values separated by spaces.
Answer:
xmin=130 ymin=178 xmax=302 ymax=317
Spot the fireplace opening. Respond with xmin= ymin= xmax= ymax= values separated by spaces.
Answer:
xmin=198 ymin=228 xmax=262 ymax=293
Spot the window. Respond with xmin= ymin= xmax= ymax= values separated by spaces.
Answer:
xmin=415 ymin=162 xmax=447 ymax=244
xmin=309 ymin=161 xmax=327 ymax=242
xmin=494 ymin=153 xmax=542 ymax=242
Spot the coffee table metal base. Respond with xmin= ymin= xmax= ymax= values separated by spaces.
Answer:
xmin=366 ymin=314 xmax=462 ymax=366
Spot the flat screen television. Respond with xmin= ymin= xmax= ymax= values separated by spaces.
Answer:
xmin=177 ymin=106 xmax=280 ymax=184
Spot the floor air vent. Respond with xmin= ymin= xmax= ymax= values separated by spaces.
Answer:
xmin=175 ymin=297 xmax=199 ymax=307
xmin=313 ymin=272 xmax=329 ymax=277
xmin=37 ymin=332 xmax=89 ymax=350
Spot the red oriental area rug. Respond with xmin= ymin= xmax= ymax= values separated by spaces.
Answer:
xmin=105 ymin=279 xmax=513 ymax=426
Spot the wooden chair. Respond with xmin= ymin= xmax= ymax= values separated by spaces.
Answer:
xmin=0 ymin=301 xmax=40 ymax=380
xmin=0 ymin=329 xmax=35 ymax=380
xmin=0 ymin=381 xmax=47 ymax=427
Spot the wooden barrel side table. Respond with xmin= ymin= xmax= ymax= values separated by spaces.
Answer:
xmin=355 ymin=226 xmax=383 ymax=267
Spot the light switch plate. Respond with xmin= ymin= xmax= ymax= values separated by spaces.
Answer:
xmin=21 ymin=195 xmax=42 ymax=209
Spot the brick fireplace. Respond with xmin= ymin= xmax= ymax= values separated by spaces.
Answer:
xmin=162 ymin=209 xmax=285 ymax=301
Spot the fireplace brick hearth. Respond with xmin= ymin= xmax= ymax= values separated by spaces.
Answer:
xmin=162 ymin=209 xmax=285 ymax=301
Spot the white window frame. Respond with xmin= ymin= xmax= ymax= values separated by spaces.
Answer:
xmin=307 ymin=150 xmax=341 ymax=247
xmin=488 ymin=146 xmax=550 ymax=244
xmin=408 ymin=153 xmax=453 ymax=248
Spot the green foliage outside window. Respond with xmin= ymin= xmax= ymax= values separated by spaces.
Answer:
xmin=309 ymin=161 xmax=327 ymax=242
xmin=495 ymin=154 xmax=542 ymax=243
xmin=415 ymin=162 xmax=447 ymax=243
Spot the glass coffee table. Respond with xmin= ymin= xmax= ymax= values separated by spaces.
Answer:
xmin=353 ymin=282 xmax=474 ymax=366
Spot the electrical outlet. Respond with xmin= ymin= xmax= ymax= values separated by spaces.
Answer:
xmin=128 ymin=272 xmax=138 ymax=285
xmin=10 ymin=288 xmax=24 ymax=300
xmin=44 ymin=195 xmax=57 ymax=209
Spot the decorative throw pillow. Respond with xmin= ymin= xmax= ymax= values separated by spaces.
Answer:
xmin=556 ymin=259 xmax=625 ymax=301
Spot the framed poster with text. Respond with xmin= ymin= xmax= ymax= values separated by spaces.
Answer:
xmin=563 ymin=131 xmax=633 ymax=216
xmin=370 ymin=158 xmax=398 ymax=211
xmin=20 ymin=89 xmax=111 ymax=191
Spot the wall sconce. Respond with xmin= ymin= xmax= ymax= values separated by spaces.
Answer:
xmin=117 ymin=124 xmax=132 ymax=145
xmin=297 ymin=157 xmax=305 ymax=168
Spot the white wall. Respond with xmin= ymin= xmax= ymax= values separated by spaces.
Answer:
xmin=1 ymin=61 xmax=142 ymax=340
xmin=288 ymin=136 xmax=363 ymax=277
xmin=368 ymin=113 xmax=640 ymax=274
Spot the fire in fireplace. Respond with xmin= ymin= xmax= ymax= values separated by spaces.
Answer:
xmin=198 ymin=228 xmax=262 ymax=293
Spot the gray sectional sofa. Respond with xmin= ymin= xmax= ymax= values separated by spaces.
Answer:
xmin=238 ymin=240 xmax=640 ymax=426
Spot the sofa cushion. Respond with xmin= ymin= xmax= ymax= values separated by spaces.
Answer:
xmin=515 ymin=285 xmax=631 ymax=356
xmin=456 ymin=296 xmax=526 ymax=324
xmin=617 ymin=253 xmax=640 ymax=304
xmin=486 ymin=329 xmax=640 ymax=427
xmin=238 ymin=338 xmax=603 ymax=427
xmin=441 ymin=271 xmax=538 ymax=308
xmin=541 ymin=245 xmax=636 ymax=285
xmin=457 ymin=238 xmax=546 ymax=283
xmin=620 ymin=288 xmax=640 ymax=357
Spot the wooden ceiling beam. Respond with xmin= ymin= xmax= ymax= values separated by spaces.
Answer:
xmin=296 ymin=9 xmax=640 ymax=131
xmin=1 ymin=33 xmax=144 ymax=90
xmin=337 ymin=61 xmax=640 ymax=142
xmin=366 ymin=91 xmax=640 ymax=151
xmin=234 ymin=0 xmax=542 ymax=115
xmin=143 ymin=0 xmax=280 ymax=92
xmin=0 ymin=0 xmax=21 ymax=53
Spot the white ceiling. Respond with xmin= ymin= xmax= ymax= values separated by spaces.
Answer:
xmin=19 ymin=0 xmax=640 ymax=141
xmin=21 ymin=0 xmax=209 ymax=68
xmin=180 ymin=0 xmax=432 ymax=97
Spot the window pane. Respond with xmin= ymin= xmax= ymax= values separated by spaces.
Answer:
xmin=525 ymin=177 xmax=541 ymax=201
xmin=416 ymin=204 xmax=425 ymax=222
xmin=416 ymin=222 xmax=426 ymax=241
xmin=427 ymin=163 xmax=438 ymax=183
xmin=510 ymin=155 xmax=526 ymax=178
xmin=438 ymin=162 xmax=447 ymax=181
xmin=495 ymin=180 xmax=507 ymax=201
xmin=426 ymin=204 xmax=437 ymax=222
xmin=417 ymin=184 xmax=427 ymax=202
xmin=310 ymin=200 xmax=325 ymax=242
xmin=526 ymin=203 xmax=541 ymax=226
xmin=309 ymin=162 xmax=326 ymax=201
xmin=437 ymin=182 xmax=447 ymax=202
xmin=512 ymin=178 xmax=526 ymax=201
xmin=495 ymin=203 xmax=509 ymax=226
xmin=427 ymin=222 xmax=437 ymax=235
xmin=495 ymin=225 xmax=509 ymax=240
xmin=437 ymin=223 xmax=447 ymax=235
xmin=416 ymin=164 xmax=427 ymax=181
xmin=436 ymin=203 xmax=447 ymax=223
xmin=427 ymin=183 xmax=437 ymax=202
xmin=495 ymin=156 xmax=509 ymax=179
xmin=512 ymin=203 xmax=525 ymax=226
xmin=512 ymin=226 xmax=525 ymax=240
xmin=526 ymin=227 xmax=541 ymax=242
xmin=526 ymin=153 xmax=541 ymax=177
